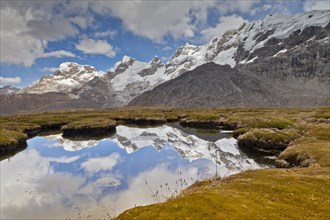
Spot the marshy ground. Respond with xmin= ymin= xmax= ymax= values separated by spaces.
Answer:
xmin=1 ymin=107 xmax=329 ymax=219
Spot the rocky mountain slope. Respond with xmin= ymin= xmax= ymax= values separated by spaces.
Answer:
xmin=129 ymin=61 xmax=329 ymax=107
xmin=129 ymin=10 xmax=330 ymax=107
xmin=1 ymin=10 xmax=329 ymax=114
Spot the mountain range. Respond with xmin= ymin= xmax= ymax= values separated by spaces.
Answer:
xmin=1 ymin=10 xmax=329 ymax=114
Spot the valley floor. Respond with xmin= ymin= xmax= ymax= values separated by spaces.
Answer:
xmin=0 ymin=107 xmax=329 ymax=219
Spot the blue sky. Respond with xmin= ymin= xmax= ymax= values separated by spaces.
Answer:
xmin=0 ymin=0 xmax=328 ymax=87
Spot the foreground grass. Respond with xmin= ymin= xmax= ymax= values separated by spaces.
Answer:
xmin=117 ymin=168 xmax=330 ymax=220
xmin=0 ymin=107 xmax=329 ymax=218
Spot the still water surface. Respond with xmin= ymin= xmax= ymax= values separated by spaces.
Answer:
xmin=1 ymin=124 xmax=263 ymax=219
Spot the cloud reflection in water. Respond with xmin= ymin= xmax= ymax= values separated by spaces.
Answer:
xmin=1 ymin=125 xmax=261 ymax=219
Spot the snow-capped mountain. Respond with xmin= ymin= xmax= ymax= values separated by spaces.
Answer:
xmin=130 ymin=10 xmax=330 ymax=107
xmin=20 ymin=62 xmax=101 ymax=94
xmin=110 ymin=56 xmax=168 ymax=92
xmin=0 ymin=85 xmax=21 ymax=94
xmin=1 ymin=10 xmax=329 ymax=114
xmin=163 ymin=10 xmax=329 ymax=76
xmin=106 ymin=56 xmax=169 ymax=105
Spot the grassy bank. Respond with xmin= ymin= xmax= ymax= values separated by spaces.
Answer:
xmin=1 ymin=107 xmax=329 ymax=218
xmin=117 ymin=168 xmax=329 ymax=220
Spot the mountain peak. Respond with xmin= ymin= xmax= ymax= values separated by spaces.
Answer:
xmin=122 ymin=55 xmax=135 ymax=63
xmin=150 ymin=56 xmax=162 ymax=65
xmin=57 ymin=62 xmax=96 ymax=75
xmin=20 ymin=62 xmax=100 ymax=94
xmin=0 ymin=85 xmax=21 ymax=94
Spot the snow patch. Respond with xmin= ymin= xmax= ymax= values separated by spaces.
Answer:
xmin=213 ymin=47 xmax=237 ymax=67
xmin=273 ymin=49 xmax=288 ymax=57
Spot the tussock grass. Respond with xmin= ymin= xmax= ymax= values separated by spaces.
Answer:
xmin=116 ymin=168 xmax=330 ymax=220
xmin=61 ymin=118 xmax=116 ymax=130
xmin=0 ymin=130 xmax=27 ymax=146
xmin=238 ymin=128 xmax=300 ymax=151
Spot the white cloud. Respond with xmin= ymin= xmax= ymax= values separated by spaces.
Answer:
xmin=304 ymin=0 xmax=330 ymax=11
xmin=88 ymin=1 xmax=261 ymax=42
xmin=0 ymin=76 xmax=22 ymax=84
xmin=162 ymin=46 xmax=173 ymax=51
xmin=0 ymin=7 xmax=45 ymax=67
xmin=90 ymin=1 xmax=215 ymax=42
xmin=0 ymin=4 xmax=77 ymax=67
xmin=202 ymin=15 xmax=248 ymax=42
xmin=81 ymin=153 xmax=120 ymax=172
xmin=76 ymin=38 xmax=116 ymax=58
xmin=26 ymin=17 xmax=78 ymax=41
xmin=94 ymin=30 xmax=118 ymax=38
xmin=216 ymin=0 xmax=261 ymax=14
xmin=69 ymin=16 xmax=88 ymax=29
xmin=42 ymin=50 xmax=76 ymax=58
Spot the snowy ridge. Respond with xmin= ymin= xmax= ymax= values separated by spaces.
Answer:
xmin=164 ymin=10 xmax=329 ymax=76
xmin=21 ymin=62 xmax=101 ymax=94
xmin=0 ymin=85 xmax=21 ymax=94
xmin=110 ymin=56 xmax=169 ymax=92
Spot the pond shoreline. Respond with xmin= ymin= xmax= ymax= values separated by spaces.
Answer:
xmin=1 ymin=108 xmax=329 ymax=219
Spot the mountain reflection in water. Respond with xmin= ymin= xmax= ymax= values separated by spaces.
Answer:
xmin=1 ymin=125 xmax=262 ymax=219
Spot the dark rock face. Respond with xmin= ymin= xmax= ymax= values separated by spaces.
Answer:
xmin=129 ymin=60 xmax=329 ymax=108
xmin=240 ymin=23 xmax=330 ymax=79
xmin=129 ymin=63 xmax=278 ymax=107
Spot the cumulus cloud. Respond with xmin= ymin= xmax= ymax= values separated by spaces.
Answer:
xmin=216 ymin=0 xmax=260 ymax=14
xmin=90 ymin=1 xmax=215 ymax=42
xmin=81 ymin=153 xmax=120 ymax=172
xmin=0 ymin=76 xmax=22 ymax=84
xmin=0 ymin=3 xmax=78 ymax=67
xmin=202 ymin=15 xmax=248 ymax=42
xmin=0 ymin=7 xmax=45 ymax=67
xmin=69 ymin=16 xmax=88 ymax=29
xmin=76 ymin=38 xmax=116 ymax=58
xmin=304 ymin=0 xmax=330 ymax=11
xmin=87 ymin=1 xmax=261 ymax=42
xmin=26 ymin=18 xmax=78 ymax=41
